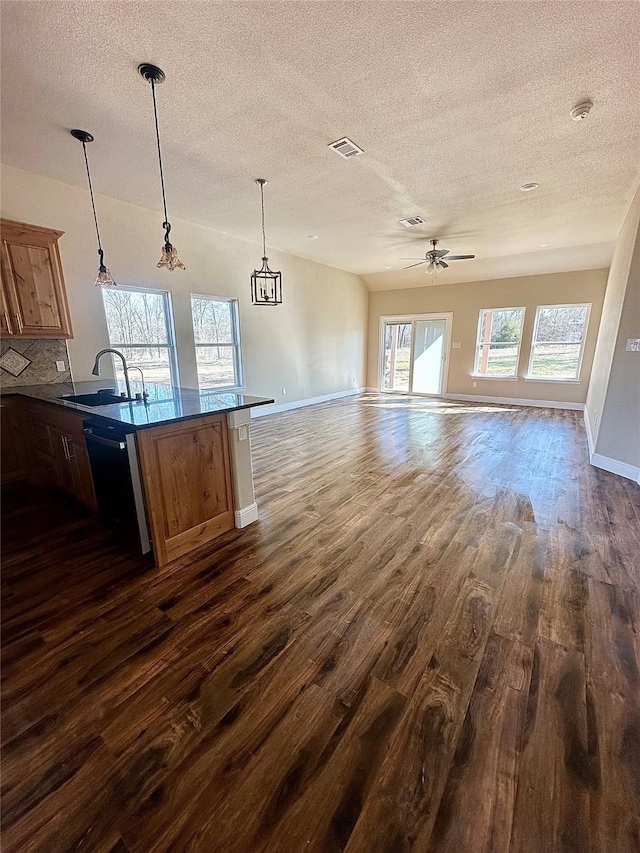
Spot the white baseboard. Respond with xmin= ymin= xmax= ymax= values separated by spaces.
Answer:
xmin=443 ymin=393 xmax=584 ymax=411
xmin=235 ymin=502 xmax=259 ymax=528
xmin=589 ymin=453 xmax=640 ymax=484
xmin=584 ymin=406 xmax=639 ymax=483
xmin=251 ymin=387 xmax=366 ymax=418
xmin=583 ymin=405 xmax=595 ymax=457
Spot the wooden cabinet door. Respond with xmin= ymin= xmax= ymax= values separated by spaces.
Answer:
xmin=0 ymin=270 xmax=16 ymax=335
xmin=137 ymin=415 xmax=234 ymax=566
xmin=67 ymin=435 xmax=97 ymax=511
xmin=0 ymin=397 xmax=29 ymax=482
xmin=0 ymin=219 xmax=73 ymax=339
xmin=49 ymin=425 xmax=74 ymax=494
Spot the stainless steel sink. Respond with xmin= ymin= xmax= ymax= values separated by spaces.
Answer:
xmin=58 ymin=390 xmax=134 ymax=407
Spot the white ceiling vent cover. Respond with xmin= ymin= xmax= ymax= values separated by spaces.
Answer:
xmin=399 ymin=216 xmax=426 ymax=227
xmin=328 ymin=137 xmax=364 ymax=159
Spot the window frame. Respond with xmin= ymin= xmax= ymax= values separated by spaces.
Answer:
xmin=190 ymin=293 xmax=244 ymax=391
xmin=526 ymin=302 xmax=591 ymax=382
xmin=473 ymin=306 xmax=526 ymax=379
xmin=101 ymin=284 xmax=180 ymax=388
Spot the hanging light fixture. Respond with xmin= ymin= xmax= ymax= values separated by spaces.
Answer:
xmin=70 ymin=129 xmax=116 ymax=286
xmin=138 ymin=63 xmax=185 ymax=272
xmin=251 ymin=179 xmax=282 ymax=305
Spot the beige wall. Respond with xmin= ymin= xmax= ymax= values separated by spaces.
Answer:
xmin=586 ymin=186 xmax=640 ymax=468
xmin=366 ymin=269 xmax=608 ymax=404
xmin=0 ymin=164 xmax=368 ymax=404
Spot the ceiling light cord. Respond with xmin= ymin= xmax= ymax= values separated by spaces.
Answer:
xmin=260 ymin=181 xmax=267 ymax=259
xmin=150 ymin=79 xmax=171 ymax=247
xmin=80 ymin=139 xmax=104 ymax=266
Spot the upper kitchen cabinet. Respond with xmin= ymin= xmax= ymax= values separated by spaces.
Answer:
xmin=0 ymin=218 xmax=73 ymax=339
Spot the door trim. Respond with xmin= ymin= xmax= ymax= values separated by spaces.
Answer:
xmin=378 ymin=313 xmax=453 ymax=397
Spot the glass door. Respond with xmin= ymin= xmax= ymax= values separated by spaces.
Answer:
xmin=411 ymin=319 xmax=446 ymax=395
xmin=381 ymin=316 xmax=449 ymax=396
xmin=382 ymin=323 xmax=412 ymax=391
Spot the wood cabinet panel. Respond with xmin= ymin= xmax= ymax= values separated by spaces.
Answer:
xmin=0 ymin=219 xmax=73 ymax=339
xmin=23 ymin=399 xmax=96 ymax=510
xmin=1 ymin=396 xmax=29 ymax=483
xmin=137 ymin=415 xmax=234 ymax=566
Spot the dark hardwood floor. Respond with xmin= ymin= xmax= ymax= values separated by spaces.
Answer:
xmin=2 ymin=394 xmax=639 ymax=852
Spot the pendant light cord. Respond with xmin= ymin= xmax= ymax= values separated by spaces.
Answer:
xmin=150 ymin=79 xmax=171 ymax=243
xmin=260 ymin=182 xmax=267 ymax=258
xmin=80 ymin=140 xmax=104 ymax=264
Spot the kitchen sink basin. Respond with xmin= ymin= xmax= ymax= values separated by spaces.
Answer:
xmin=58 ymin=390 xmax=134 ymax=407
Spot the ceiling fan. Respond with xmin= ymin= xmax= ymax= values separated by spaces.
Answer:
xmin=401 ymin=239 xmax=475 ymax=274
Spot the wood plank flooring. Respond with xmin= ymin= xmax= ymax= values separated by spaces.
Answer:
xmin=2 ymin=394 xmax=639 ymax=852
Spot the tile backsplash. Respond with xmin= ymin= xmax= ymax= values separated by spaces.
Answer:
xmin=0 ymin=338 xmax=72 ymax=386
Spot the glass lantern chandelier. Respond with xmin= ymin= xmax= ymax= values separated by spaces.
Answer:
xmin=138 ymin=63 xmax=185 ymax=272
xmin=71 ymin=129 xmax=116 ymax=286
xmin=251 ymin=179 xmax=282 ymax=305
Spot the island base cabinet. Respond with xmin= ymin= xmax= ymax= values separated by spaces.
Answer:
xmin=136 ymin=414 xmax=235 ymax=566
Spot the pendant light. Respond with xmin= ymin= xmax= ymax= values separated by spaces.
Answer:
xmin=70 ymin=129 xmax=116 ymax=287
xmin=251 ymin=179 xmax=282 ymax=305
xmin=138 ymin=63 xmax=185 ymax=272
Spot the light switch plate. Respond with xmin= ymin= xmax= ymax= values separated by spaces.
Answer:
xmin=625 ymin=339 xmax=640 ymax=352
xmin=56 ymin=360 xmax=66 ymax=372
xmin=238 ymin=425 xmax=248 ymax=441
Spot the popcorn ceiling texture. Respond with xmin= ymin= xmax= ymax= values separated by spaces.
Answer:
xmin=1 ymin=1 xmax=639 ymax=283
xmin=0 ymin=339 xmax=71 ymax=387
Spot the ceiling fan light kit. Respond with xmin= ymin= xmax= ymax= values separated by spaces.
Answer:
xmin=401 ymin=238 xmax=475 ymax=274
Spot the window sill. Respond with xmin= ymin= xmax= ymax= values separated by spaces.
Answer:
xmin=470 ymin=374 xmax=518 ymax=381
xmin=524 ymin=376 xmax=581 ymax=384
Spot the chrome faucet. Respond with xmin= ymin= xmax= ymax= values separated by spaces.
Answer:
xmin=92 ymin=348 xmax=132 ymax=400
xmin=128 ymin=366 xmax=150 ymax=402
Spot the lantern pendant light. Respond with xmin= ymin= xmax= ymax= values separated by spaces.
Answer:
xmin=70 ymin=129 xmax=116 ymax=287
xmin=251 ymin=179 xmax=282 ymax=305
xmin=138 ymin=63 xmax=185 ymax=272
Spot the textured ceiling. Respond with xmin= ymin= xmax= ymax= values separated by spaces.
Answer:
xmin=2 ymin=1 xmax=640 ymax=286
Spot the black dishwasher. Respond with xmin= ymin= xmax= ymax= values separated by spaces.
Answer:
xmin=83 ymin=419 xmax=151 ymax=554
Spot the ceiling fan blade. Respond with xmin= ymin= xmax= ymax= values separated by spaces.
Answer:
xmin=435 ymin=249 xmax=449 ymax=257
xmin=399 ymin=257 xmax=428 ymax=260
xmin=403 ymin=261 xmax=428 ymax=270
xmin=438 ymin=260 xmax=449 ymax=269
xmin=445 ymin=254 xmax=475 ymax=261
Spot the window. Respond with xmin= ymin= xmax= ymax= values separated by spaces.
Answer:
xmin=191 ymin=295 xmax=242 ymax=390
xmin=474 ymin=307 xmax=525 ymax=377
xmin=102 ymin=287 xmax=178 ymax=388
xmin=528 ymin=304 xmax=590 ymax=380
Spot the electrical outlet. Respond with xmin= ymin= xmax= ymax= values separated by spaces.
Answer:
xmin=238 ymin=425 xmax=248 ymax=442
xmin=452 ymin=342 xmax=461 ymax=349
xmin=473 ymin=381 xmax=477 ymax=388
xmin=55 ymin=360 xmax=66 ymax=372
xmin=626 ymin=338 xmax=640 ymax=352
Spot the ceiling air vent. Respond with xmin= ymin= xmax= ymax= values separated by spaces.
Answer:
xmin=328 ymin=137 xmax=364 ymax=159
xmin=399 ymin=216 xmax=426 ymax=228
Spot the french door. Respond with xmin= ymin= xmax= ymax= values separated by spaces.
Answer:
xmin=380 ymin=314 xmax=451 ymax=396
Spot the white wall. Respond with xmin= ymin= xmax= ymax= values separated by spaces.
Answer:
xmin=586 ymin=185 xmax=640 ymax=477
xmin=366 ymin=269 xmax=608 ymax=405
xmin=1 ymin=164 xmax=368 ymax=404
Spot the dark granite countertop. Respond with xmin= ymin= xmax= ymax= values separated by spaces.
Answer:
xmin=1 ymin=380 xmax=274 ymax=431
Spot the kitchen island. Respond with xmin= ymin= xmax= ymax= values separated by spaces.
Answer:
xmin=2 ymin=380 xmax=273 ymax=566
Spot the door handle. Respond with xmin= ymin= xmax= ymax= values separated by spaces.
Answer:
xmin=14 ymin=312 xmax=23 ymax=335
xmin=65 ymin=436 xmax=74 ymax=460
xmin=82 ymin=428 xmax=126 ymax=450
xmin=61 ymin=434 xmax=69 ymax=461
xmin=3 ymin=311 xmax=13 ymax=333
